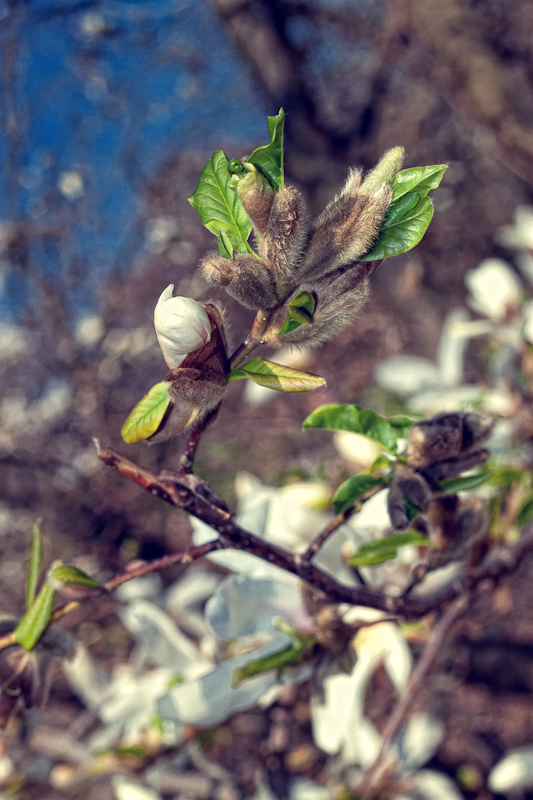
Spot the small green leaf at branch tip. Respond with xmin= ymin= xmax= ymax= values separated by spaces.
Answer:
xmin=26 ymin=519 xmax=43 ymax=611
xmin=48 ymin=564 xmax=101 ymax=589
xmin=279 ymin=291 xmax=315 ymax=334
xmin=121 ymin=381 xmax=172 ymax=444
xmin=333 ymin=475 xmax=386 ymax=515
xmin=14 ymin=580 xmax=57 ymax=651
xmin=302 ymin=403 xmax=397 ymax=454
xmin=360 ymin=163 xmax=447 ymax=262
xmin=438 ymin=471 xmax=493 ymax=493
xmin=188 ymin=150 xmax=253 ymax=257
xmin=227 ymin=356 xmax=326 ymax=392
xmin=245 ymin=109 xmax=285 ymax=191
xmin=348 ymin=531 xmax=435 ymax=568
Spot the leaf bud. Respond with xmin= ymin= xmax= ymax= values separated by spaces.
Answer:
xmin=407 ymin=412 xmax=493 ymax=468
xmin=154 ymin=285 xmax=212 ymax=369
xmin=360 ymin=146 xmax=405 ymax=195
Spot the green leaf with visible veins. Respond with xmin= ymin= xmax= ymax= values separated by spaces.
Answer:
xmin=360 ymin=164 xmax=447 ymax=262
xmin=303 ymin=403 xmax=397 ymax=454
xmin=227 ymin=356 xmax=326 ymax=392
xmin=245 ymin=109 xmax=285 ymax=191
xmin=121 ymin=381 xmax=172 ymax=444
xmin=333 ymin=475 xmax=387 ymax=515
xmin=189 ymin=150 xmax=254 ymax=257
xmin=26 ymin=519 xmax=43 ymax=610
xmin=348 ymin=531 xmax=434 ymax=568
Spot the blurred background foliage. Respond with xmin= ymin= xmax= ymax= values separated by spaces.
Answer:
xmin=1 ymin=0 xmax=533 ymax=796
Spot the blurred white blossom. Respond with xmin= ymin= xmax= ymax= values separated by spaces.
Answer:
xmin=488 ymin=745 xmax=533 ymax=793
xmin=465 ymin=258 xmax=521 ymax=321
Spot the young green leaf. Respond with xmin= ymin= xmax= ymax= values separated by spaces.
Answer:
xmin=48 ymin=564 xmax=101 ymax=589
xmin=438 ymin=471 xmax=493 ymax=493
xmin=360 ymin=164 xmax=447 ymax=262
xmin=360 ymin=193 xmax=433 ymax=261
xmin=188 ymin=150 xmax=254 ymax=257
xmin=333 ymin=475 xmax=386 ymax=515
xmin=227 ymin=356 xmax=326 ymax=392
xmin=348 ymin=531 xmax=434 ymax=568
xmin=245 ymin=109 xmax=285 ymax=191
xmin=303 ymin=403 xmax=397 ymax=454
xmin=279 ymin=291 xmax=316 ymax=335
xmin=517 ymin=496 xmax=533 ymax=528
xmin=388 ymin=415 xmax=422 ymax=439
xmin=14 ymin=579 xmax=57 ymax=651
xmin=392 ymin=165 xmax=448 ymax=202
xmin=26 ymin=519 xmax=43 ymax=610
xmin=121 ymin=381 xmax=172 ymax=444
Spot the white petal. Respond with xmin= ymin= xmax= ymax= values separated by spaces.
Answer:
xmin=399 ymin=713 xmax=445 ymax=771
xmin=414 ymin=769 xmax=465 ymax=800
xmin=157 ymin=655 xmax=277 ymax=728
xmin=206 ymin=573 xmax=310 ymax=640
xmin=465 ymin=258 xmax=521 ymax=320
xmin=112 ymin=775 xmax=162 ymax=800
xmin=496 ymin=206 xmax=533 ymax=251
xmin=488 ymin=747 xmax=533 ymax=792
xmin=119 ymin=600 xmax=210 ymax=677
xmin=154 ymin=284 xmax=211 ymax=368
xmin=374 ymin=355 xmax=441 ymax=396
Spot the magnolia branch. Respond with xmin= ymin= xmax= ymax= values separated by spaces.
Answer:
xmin=95 ymin=441 xmax=533 ymax=620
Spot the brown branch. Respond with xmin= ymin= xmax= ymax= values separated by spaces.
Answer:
xmin=95 ymin=441 xmax=533 ymax=619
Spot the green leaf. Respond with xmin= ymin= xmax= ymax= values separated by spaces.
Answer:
xmin=333 ymin=475 xmax=386 ymax=515
xmin=517 ymin=496 xmax=533 ymax=527
xmin=348 ymin=531 xmax=434 ymax=568
xmin=388 ymin=415 xmax=422 ymax=439
xmin=14 ymin=579 xmax=57 ymax=651
xmin=279 ymin=291 xmax=316 ymax=335
xmin=360 ymin=193 xmax=433 ymax=261
xmin=303 ymin=403 xmax=397 ymax=454
xmin=188 ymin=150 xmax=254 ymax=257
xmin=49 ymin=564 xmax=101 ymax=588
xmin=26 ymin=519 xmax=43 ymax=611
xmin=245 ymin=109 xmax=285 ymax=191
xmin=227 ymin=356 xmax=326 ymax=392
xmin=438 ymin=471 xmax=493 ymax=493
xmin=360 ymin=164 xmax=447 ymax=262
xmin=392 ymin=165 xmax=448 ymax=201
xmin=121 ymin=382 xmax=172 ymax=444
xmin=233 ymin=619 xmax=314 ymax=685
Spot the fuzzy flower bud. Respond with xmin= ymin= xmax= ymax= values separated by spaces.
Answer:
xmin=154 ymin=285 xmax=212 ymax=369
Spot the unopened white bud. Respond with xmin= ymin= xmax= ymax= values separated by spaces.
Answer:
xmin=154 ymin=285 xmax=211 ymax=369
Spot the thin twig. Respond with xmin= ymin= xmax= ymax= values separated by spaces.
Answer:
xmin=358 ymin=593 xmax=470 ymax=799
xmin=179 ymin=405 xmax=221 ymax=474
xmin=301 ymin=481 xmax=386 ymax=567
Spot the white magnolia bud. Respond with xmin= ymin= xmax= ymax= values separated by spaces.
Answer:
xmin=154 ymin=284 xmax=211 ymax=368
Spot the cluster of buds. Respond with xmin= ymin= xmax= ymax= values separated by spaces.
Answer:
xmin=387 ymin=412 xmax=493 ymax=554
xmin=149 ymin=285 xmax=229 ymax=441
xmin=201 ymin=147 xmax=405 ymax=348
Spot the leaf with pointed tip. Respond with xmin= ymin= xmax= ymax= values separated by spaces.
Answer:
xmin=227 ymin=356 xmax=326 ymax=392
xmin=348 ymin=531 xmax=434 ymax=568
xmin=26 ymin=519 xmax=43 ymax=611
xmin=333 ymin=475 xmax=386 ymax=515
xmin=14 ymin=574 xmax=58 ymax=651
xmin=49 ymin=564 xmax=101 ymax=588
xmin=392 ymin=165 xmax=448 ymax=201
xmin=189 ymin=150 xmax=254 ymax=257
xmin=245 ymin=109 xmax=285 ymax=191
xmin=438 ymin=471 xmax=493 ymax=493
xmin=360 ymin=164 xmax=447 ymax=262
xmin=303 ymin=403 xmax=397 ymax=454
xmin=121 ymin=382 xmax=172 ymax=444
